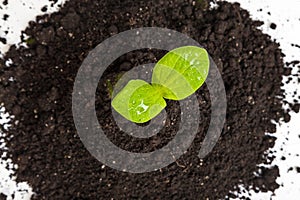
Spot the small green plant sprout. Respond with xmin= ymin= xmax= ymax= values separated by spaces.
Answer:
xmin=111 ymin=46 xmax=210 ymax=123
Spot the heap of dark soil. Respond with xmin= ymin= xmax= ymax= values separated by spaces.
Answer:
xmin=0 ymin=0 xmax=298 ymax=199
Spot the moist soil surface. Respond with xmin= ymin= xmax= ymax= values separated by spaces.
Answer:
xmin=0 ymin=0 xmax=299 ymax=199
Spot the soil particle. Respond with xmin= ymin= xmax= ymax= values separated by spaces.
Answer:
xmin=0 ymin=0 xmax=299 ymax=199
xmin=0 ymin=37 xmax=6 ymax=44
xmin=291 ymin=43 xmax=300 ymax=48
xmin=2 ymin=0 xmax=8 ymax=6
xmin=2 ymin=14 xmax=9 ymax=21
xmin=292 ymin=103 xmax=300 ymax=113
xmin=60 ymin=12 xmax=81 ymax=31
xmin=183 ymin=6 xmax=193 ymax=16
xmin=35 ymin=26 xmax=55 ymax=45
xmin=0 ymin=193 xmax=6 ymax=200
xmin=108 ymin=25 xmax=118 ymax=35
xmin=270 ymin=23 xmax=277 ymax=30
xmin=41 ymin=6 xmax=48 ymax=12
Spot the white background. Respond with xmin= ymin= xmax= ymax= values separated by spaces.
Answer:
xmin=0 ymin=0 xmax=300 ymax=199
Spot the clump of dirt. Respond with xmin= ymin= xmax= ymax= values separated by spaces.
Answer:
xmin=0 ymin=0 xmax=299 ymax=199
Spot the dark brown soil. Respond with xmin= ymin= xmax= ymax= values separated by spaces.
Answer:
xmin=0 ymin=0 xmax=299 ymax=199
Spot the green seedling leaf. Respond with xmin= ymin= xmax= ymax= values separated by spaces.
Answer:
xmin=152 ymin=46 xmax=209 ymax=100
xmin=111 ymin=79 xmax=166 ymax=123
xmin=111 ymin=46 xmax=210 ymax=123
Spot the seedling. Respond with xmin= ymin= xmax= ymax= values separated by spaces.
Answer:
xmin=111 ymin=46 xmax=210 ymax=123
